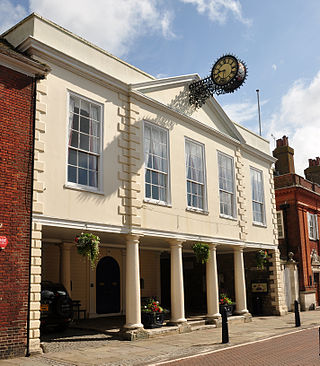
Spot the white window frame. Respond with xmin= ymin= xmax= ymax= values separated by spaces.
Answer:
xmin=143 ymin=121 xmax=170 ymax=205
xmin=307 ymin=212 xmax=319 ymax=240
xmin=276 ymin=210 xmax=285 ymax=239
xmin=217 ymin=151 xmax=236 ymax=219
xmin=250 ymin=167 xmax=266 ymax=225
xmin=65 ymin=91 xmax=103 ymax=193
xmin=185 ymin=137 xmax=207 ymax=212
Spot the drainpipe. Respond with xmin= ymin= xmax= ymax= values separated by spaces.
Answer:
xmin=280 ymin=203 xmax=290 ymax=259
xmin=26 ymin=76 xmax=38 ymax=357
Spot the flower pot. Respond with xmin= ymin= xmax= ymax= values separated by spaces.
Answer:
xmin=219 ymin=303 xmax=234 ymax=317
xmin=141 ymin=312 xmax=165 ymax=329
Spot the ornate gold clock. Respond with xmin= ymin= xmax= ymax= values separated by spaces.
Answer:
xmin=189 ymin=54 xmax=247 ymax=108
xmin=211 ymin=55 xmax=239 ymax=86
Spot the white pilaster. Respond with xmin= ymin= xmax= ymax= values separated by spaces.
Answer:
xmin=169 ymin=239 xmax=186 ymax=324
xmin=60 ymin=243 xmax=71 ymax=294
xmin=233 ymin=246 xmax=248 ymax=314
xmin=206 ymin=244 xmax=220 ymax=319
xmin=124 ymin=235 xmax=143 ymax=329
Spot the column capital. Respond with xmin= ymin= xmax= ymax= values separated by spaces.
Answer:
xmin=168 ymin=238 xmax=185 ymax=248
xmin=125 ymin=234 xmax=142 ymax=244
xmin=233 ymin=245 xmax=245 ymax=252
xmin=208 ymin=243 xmax=218 ymax=250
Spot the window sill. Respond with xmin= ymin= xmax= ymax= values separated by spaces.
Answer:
xmin=309 ymin=237 xmax=319 ymax=241
xmin=143 ymin=198 xmax=172 ymax=208
xmin=64 ymin=183 xmax=105 ymax=195
xmin=219 ymin=214 xmax=237 ymax=221
xmin=252 ymin=221 xmax=267 ymax=228
xmin=186 ymin=207 xmax=209 ymax=215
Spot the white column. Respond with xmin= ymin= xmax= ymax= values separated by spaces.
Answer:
xmin=124 ymin=235 xmax=143 ymax=329
xmin=169 ymin=239 xmax=186 ymax=324
xmin=60 ymin=243 xmax=71 ymax=294
xmin=233 ymin=246 xmax=248 ymax=314
xmin=206 ymin=244 xmax=220 ymax=319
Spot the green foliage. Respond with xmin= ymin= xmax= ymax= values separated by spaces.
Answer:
xmin=256 ymin=250 xmax=269 ymax=270
xmin=75 ymin=232 xmax=100 ymax=268
xmin=192 ymin=242 xmax=210 ymax=264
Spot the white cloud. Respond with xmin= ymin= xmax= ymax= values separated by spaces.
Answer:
xmin=272 ymin=64 xmax=277 ymax=71
xmin=0 ymin=0 xmax=27 ymax=34
xmin=29 ymin=0 xmax=175 ymax=56
xmin=222 ymin=99 xmax=267 ymax=126
xmin=180 ymin=0 xmax=251 ymax=25
xmin=267 ymin=72 xmax=320 ymax=175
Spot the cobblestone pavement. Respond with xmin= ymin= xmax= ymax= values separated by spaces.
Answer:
xmin=157 ymin=327 xmax=320 ymax=366
xmin=0 ymin=310 xmax=319 ymax=366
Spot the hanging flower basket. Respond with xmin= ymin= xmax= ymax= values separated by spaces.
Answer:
xmin=256 ymin=250 xmax=269 ymax=270
xmin=75 ymin=232 xmax=100 ymax=268
xmin=192 ymin=242 xmax=210 ymax=264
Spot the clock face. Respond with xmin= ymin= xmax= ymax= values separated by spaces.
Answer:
xmin=211 ymin=56 xmax=239 ymax=86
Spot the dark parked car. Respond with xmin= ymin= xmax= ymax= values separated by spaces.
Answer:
xmin=40 ymin=281 xmax=73 ymax=330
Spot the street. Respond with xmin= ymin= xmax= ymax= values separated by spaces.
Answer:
xmin=157 ymin=327 xmax=320 ymax=366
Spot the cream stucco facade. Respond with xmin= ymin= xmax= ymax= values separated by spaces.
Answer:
xmin=3 ymin=13 xmax=287 ymax=351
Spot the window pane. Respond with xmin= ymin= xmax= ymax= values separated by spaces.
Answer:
xmin=89 ymin=155 xmax=97 ymax=170
xmin=68 ymin=149 xmax=77 ymax=166
xmin=80 ymin=134 xmax=89 ymax=150
xmin=79 ymin=152 xmax=88 ymax=169
xmin=90 ymin=137 xmax=99 ymax=153
xmin=152 ymin=185 xmax=159 ymax=200
xmin=68 ymin=165 xmax=77 ymax=183
xmin=70 ymin=96 xmax=79 ymax=114
xmin=145 ymin=169 xmax=151 ymax=183
xmin=80 ymin=100 xmax=90 ymax=116
xmin=145 ymin=183 xmax=151 ymax=198
xmin=91 ymin=105 xmax=100 ymax=121
xmin=152 ymin=171 xmax=158 ymax=185
xmin=91 ymin=121 xmax=100 ymax=137
xmin=89 ymin=171 xmax=97 ymax=187
xmin=80 ymin=116 xmax=90 ymax=134
xmin=72 ymin=114 xmax=79 ymax=130
xmin=78 ymin=168 xmax=88 ymax=185
xmin=70 ymin=131 xmax=78 ymax=148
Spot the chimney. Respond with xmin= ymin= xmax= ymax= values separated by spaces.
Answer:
xmin=272 ymin=136 xmax=295 ymax=175
xmin=304 ymin=157 xmax=320 ymax=184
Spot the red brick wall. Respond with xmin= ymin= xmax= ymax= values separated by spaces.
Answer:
xmin=0 ymin=65 xmax=35 ymax=358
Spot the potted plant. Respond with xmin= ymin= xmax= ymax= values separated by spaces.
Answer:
xmin=141 ymin=298 xmax=168 ymax=329
xmin=192 ymin=242 xmax=210 ymax=264
xmin=256 ymin=250 xmax=269 ymax=270
xmin=75 ymin=232 xmax=100 ymax=268
xmin=219 ymin=294 xmax=234 ymax=317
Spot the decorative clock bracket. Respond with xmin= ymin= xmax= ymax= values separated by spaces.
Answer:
xmin=189 ymin=54 xmax=247 ymax=108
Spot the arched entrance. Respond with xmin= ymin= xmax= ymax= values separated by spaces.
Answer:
xmin=96 ymin=256 xmax=120 ymax=314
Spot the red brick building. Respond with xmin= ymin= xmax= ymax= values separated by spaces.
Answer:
xmin=0 ymin=38 xmax=48 ymax=359
xmin=273 ymin=136 xmax=320 ymax=311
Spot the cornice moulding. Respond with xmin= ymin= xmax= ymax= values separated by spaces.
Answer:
xmin=18 ymin=37 xmax=129 ymax=94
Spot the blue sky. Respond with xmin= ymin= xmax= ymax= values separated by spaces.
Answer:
xmin=1 ymin=0 xmax=320 ymax=174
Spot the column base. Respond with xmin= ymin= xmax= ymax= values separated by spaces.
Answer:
xmin=234 ymin=309 xmax=249 ymax=315
xmin=206 ymin=314 xmax=221 ymax=326
xmin=120 ymin=326 xmax=148 ymax=341
xmin=167 ymin=317 xmax=187 ymax=326
xmin=123 ymin=322 xmax=143 ymax=330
